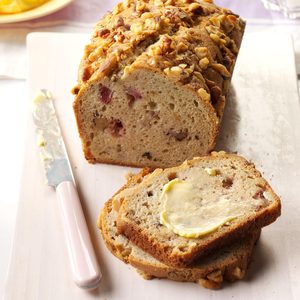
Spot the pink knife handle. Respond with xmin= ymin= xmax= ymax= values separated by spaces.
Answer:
xmin=56 ymin=181 xmax=101 ymax=289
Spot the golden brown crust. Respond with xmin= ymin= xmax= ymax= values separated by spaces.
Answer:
xmin=116 ymin=152 xmax=281 ymax=267
xmin=77 ymin=0 xmax=245 ymax=91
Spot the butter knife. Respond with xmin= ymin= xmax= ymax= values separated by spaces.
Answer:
xmin=32 ymin=89 xmax=101 ymax=289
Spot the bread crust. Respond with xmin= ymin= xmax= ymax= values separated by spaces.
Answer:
xmin=117 ymin=152 xmax=281 ymax=267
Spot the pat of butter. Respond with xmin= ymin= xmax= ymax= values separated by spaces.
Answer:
xmin=160 ymin=179 xmax=237 ymax=238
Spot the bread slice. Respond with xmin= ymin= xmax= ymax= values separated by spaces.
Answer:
xmin=73 ymin=0 xmax=245 ymax=168
xmin=116 ymin=152 xmax=281 ymax=267
xmin=99 ymin=194 xmax=261 ymax=289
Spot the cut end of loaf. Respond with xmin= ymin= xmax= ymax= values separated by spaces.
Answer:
xmin=74 ymin=67 xmax=219 ymax=168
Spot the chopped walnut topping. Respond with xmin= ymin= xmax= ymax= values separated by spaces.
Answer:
xmin=151 ymin=45 xmax=162 ymax=56
xmin=188 ymin=3 xmax=203 ymax=14
xmin=210 ymin=86 xmax=222 ymax=105
xmin=136 ymin=2 xmax=146 ymax=12
xmin=232 ymin=267 xmax=245 ymax=279
xmin=217 ymin=14 xmax=226 ymax=24
xmin=97 ymin=28 xmax=110 ymax=38
xmin=78 ymin=0 xmax=243 ymax=100
xmin=116 ymin=16 xmax=126 ymax=28
xmin=141 ymin=12 xmax=154 ymax=19
xmin=162 ymin=37 xmax=173 ymax=53
xmin=227 ymin=14 xmax=238 ymax=23
xmin=199 ymin=57 xmax=209 ymax=69
xmin=210 ymin=33 xmax=226 ymax=45
xmin=198 ymin=278 xmax=222 ymax=289
xmin=123 ymin=0 xmax=133 ymax=9
xmin=130 ymin=22 xmax=144 ymax=34
xmin=197 ymin=88 xmax=211 ymax=102
xmin=72 ymin=86 xmax=79 ymax=95
xmin=112 ymin=2 xmax=124 ymax=15
xmin=99 ymin=55 xmax=118 ymax=76
xmin=115 ymin=33 xmax=125 ymax=42
xmin=209 ymin=16 xmax=221 ymax=27
xmin=164 ymin=66 xmax=182 ymax=77
xmin=211 ymin=63 xmax=231 ymax=77
xmin=82 ymin=66 xmax=92 ymax=81
xmin=145 ymin=18 xmax=159 ymax=30
xmin=154 ymin=0 xmax=164 ymax=6
xmin=177 ymin=42 xmax=188 ymax=52
xmin=207 ymin=270 xmax=223 ymax=283
xmin=194 ymin=46 xmax=208 ymax=58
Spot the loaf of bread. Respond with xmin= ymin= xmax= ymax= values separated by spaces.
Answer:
xmin=73 ymin=0 xmax=245 ymax=168
xmin=116 ymin=152 xmax=281 ymax=267
xmin=100 ymin=197 xmax=261 ymax=289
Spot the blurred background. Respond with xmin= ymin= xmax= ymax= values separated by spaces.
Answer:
xmin=0 ymin=0 xmax=299 ymax=297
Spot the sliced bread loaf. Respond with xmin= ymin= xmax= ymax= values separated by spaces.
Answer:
xmin=116 ymin=152 xmax=281 ymax=267
xmin=73 ymin=0 xmax=245 ymax=168
xmin=99 ymin=186 xmax=260 ymax=289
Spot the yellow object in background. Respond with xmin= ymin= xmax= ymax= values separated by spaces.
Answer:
xmin=0 ymin=0 xmax=49 ymax=14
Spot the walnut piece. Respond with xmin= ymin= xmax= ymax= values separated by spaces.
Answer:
xmin=197 ymin=88 xmax=211 ymax=102
xmin=188 ymin=3 xmax=202 ymax=13
xmin=195 ymin=46 xmax=208 ymax=58
xmin=207 ymin=270 xmax=223 ymax=283
xmin=198 ymin=278 xmax=222 ymax=289
xmin=211 ymin=63 xmax=231 ymax=77
xmin=232 ymin=267 xmax=246 ymax=279
xmin=130 ymin=22 xmax=144 ymax=35
xmin=199 ymin=57 xmax=209 ymax=69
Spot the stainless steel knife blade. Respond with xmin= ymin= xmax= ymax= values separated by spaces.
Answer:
xmin=32 ymin=89 xmax=74 ymax=187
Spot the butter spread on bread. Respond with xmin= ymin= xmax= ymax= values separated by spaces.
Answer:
xmin=160 ymin=178 xmax=237 ymax=238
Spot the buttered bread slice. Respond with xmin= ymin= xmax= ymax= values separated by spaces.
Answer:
xmin=73 ymin=0 xmax=245 ymax=168
xmin=116 ymin=152 xmax=281 ymax=267
xmin=100 ymin=199 xmax=260 ymax=289
xmin=98 ymin=170 xmax=261 ymax=289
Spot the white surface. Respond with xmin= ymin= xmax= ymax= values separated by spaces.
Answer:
xmin=4 ymin=32 xmax=300 ymax=299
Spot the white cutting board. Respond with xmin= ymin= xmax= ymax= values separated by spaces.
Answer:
xmin=4 ymin=31 xmax=300 ymax=300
